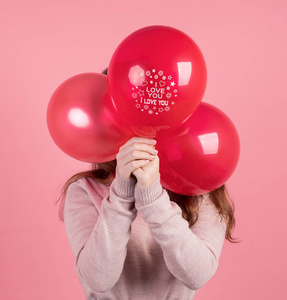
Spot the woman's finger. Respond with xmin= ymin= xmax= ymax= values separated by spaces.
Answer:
xmin=125 ymin=159 xmax=151 ymax=174
xmin=118 ymin=143 xmax=158 ymax=161
xmin=119 ymin=137 xmax=156 ymax=151
xmin=122 ymin=149 xmax=157 ymax=164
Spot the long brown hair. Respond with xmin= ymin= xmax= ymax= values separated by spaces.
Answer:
xmin=57 ymin=160 xmax=238 ymax=243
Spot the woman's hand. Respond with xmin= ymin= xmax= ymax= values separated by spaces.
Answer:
xmin=116 ymin=137 xmax=158 ymax=180
xmin=132 ymin=154 xmax=160 ymax=188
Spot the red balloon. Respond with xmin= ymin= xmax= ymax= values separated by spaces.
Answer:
xmin=156 ymin=102 xmax=240 ymax=195
xmin=47 ymin=73 xmax=133 ymax=163
xmin=108 ymin=25 xmax=207 ymax=137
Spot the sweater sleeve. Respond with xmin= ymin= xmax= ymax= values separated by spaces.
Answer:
xmin=134 ymin=177 xmax=226 ymax=290
xmin=64 ymin=174 xmax=137 ymax=293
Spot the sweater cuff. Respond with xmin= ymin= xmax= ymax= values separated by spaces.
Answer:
xmin=134 ymin=176 xmax=163 ymax=207
xmin=111 ymin=173 xmax=136 ymax=199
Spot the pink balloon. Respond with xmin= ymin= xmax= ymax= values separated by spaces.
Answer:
xmin=108 ymin=25 xmax=207 ymax=137
xmin=156 ymin=102 xmax=240 ymax=195
xmin=47 ymin=73 xmax=133 ymax=162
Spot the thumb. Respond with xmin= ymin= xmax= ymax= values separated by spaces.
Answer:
xmin=132 ymin=167 xmax=144 ymax=179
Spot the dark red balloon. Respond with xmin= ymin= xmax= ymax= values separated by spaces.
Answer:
xmin=157 ymin=102 xmax=240 ymax=195
xmin=47 ymin=73 xmax=133 ymax=162
xmin=108 ymin=25 xmax=207 ymax=137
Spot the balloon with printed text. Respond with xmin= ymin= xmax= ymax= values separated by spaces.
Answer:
xmin=156 ymin=102 xmax=240 ymax=195
xmin=47 ymin=73 xmax=133 ymax=163
xmin=108 ymin=25 xmax=207 ymax=137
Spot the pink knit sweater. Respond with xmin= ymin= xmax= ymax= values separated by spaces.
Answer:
xmin=64 ymin=174 xmax=226 ymax=300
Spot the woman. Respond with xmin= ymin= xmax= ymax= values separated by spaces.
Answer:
xmin=59 ymin=134 xmax=237 ymax=300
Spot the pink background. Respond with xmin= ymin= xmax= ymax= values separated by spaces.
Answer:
xmin=1 ymin=0 xmax=286 ymax=299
